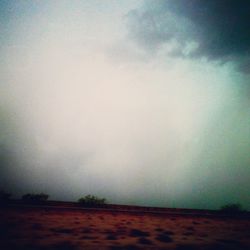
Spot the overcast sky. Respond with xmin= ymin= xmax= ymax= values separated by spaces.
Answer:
xmin=1 ymin=0 xmax=250 ymax=210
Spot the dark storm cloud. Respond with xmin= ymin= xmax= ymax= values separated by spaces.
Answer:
xmin=127 ymin=0 xmax=250 ymax=71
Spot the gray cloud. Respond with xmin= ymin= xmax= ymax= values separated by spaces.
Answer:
xmin=126 ymin=0 xmax=250 ymax=72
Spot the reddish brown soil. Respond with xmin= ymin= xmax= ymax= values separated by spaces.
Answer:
xmin=0 ymin=206 xmax=249 ymax=250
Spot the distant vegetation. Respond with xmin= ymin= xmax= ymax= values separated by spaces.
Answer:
xmin=78 ymin=195 xmax=106 ymax=207
xmin=22 ymin=193 xmax=49 ymax=203
xmin=220 ymin=203 xmax=243 ymax=213
xmin=0 ymin=190 xmax=12 ymax=204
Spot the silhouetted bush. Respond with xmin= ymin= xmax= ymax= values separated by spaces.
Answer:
xmin=22 ymin=193 xmax=49 ymax=203
xmin=220 ymin=203 xmax=242 ymax=213
xmin=78 ymin=195 xmax=106 ymax=207
xmin=0 ymin=190 xmax=12 ymax=204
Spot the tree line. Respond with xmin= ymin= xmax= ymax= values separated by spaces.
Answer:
xmin=0 ymin=190 xmax=246 ymax=212
xmin=0 ymin=190 xmax=106 ymax=207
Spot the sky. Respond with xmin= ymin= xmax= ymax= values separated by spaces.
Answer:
xmin=0 ymin=0 xmax=250 ymax=210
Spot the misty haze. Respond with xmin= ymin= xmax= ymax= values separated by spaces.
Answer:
xmin=1 ymin=0 xmax=250 ymax=211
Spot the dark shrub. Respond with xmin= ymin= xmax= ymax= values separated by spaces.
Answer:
xmin=78 ymin=195 xmax=106 ymax=207
xmin=22 ymin=193 xmax=49 ymax=203
xmin=220 ymin=203 xmax=242 ymax=214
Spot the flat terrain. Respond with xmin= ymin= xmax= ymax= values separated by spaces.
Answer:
xmin=0 ymin=204 xmax=250 ymax=250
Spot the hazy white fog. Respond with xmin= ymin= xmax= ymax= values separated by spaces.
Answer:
xmin=1 ymin=0 xmax=250 ymax=209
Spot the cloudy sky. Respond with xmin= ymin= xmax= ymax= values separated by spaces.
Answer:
xmin=1 ymin=0 xmax=250 ymax=210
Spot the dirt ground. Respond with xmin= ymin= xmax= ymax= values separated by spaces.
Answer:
xmin=0 ymin=206 xmax=249 ymax=250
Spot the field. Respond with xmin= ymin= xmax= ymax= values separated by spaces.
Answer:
xmin=0 ymin=203 xmax=250 ymax=250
